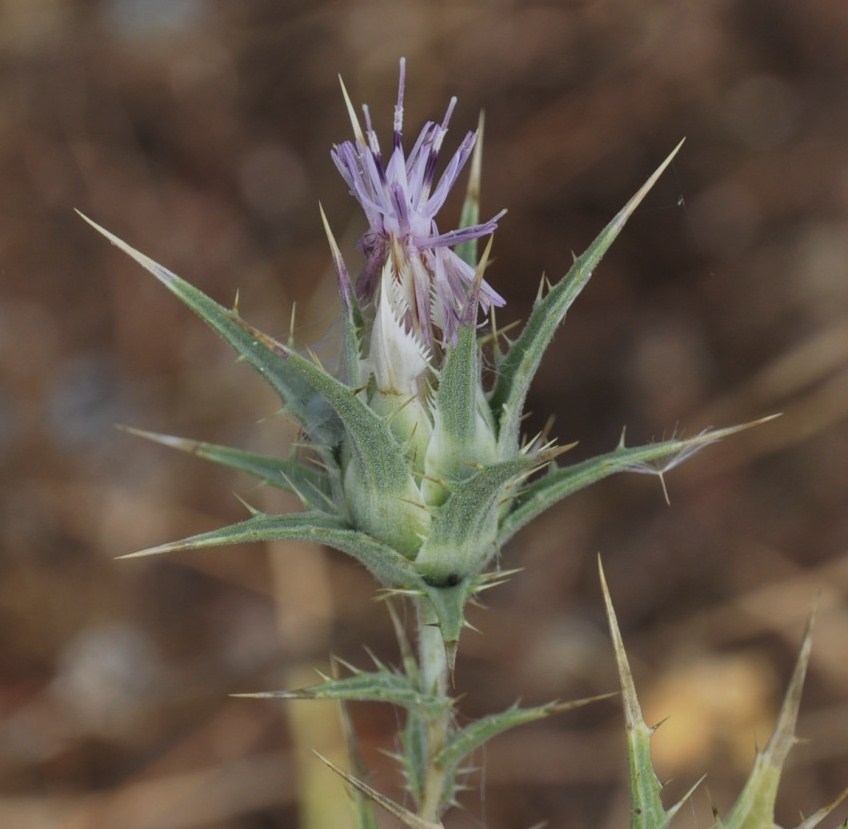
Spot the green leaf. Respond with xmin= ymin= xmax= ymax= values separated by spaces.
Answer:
xmin=338 ymin=694 xmax=380 ymax=829
xmin=435 ymin=695 xmax=610 ymax=785
xmin=237 ymin=668 xmax=449 ymax=715
xmin=79 ymin=213 xmax=343 ymax=452
xmin=418 ymin=581 xmax=475 ymax=677
xmin=314 ymin=753 xmax=443 ymax=829
xmin=498 ymin=419 xmax=775 ymax=547
xmin=488 ymin=142 xmax=683 ymax=453
xmin=416 ymin=455 xmax=541 ymax=585
xmin=401 ymin=704 xmax=428 ymax=808
xmin=721 ymin=610 xmax=820 ymax=829
xmin=120 ymin=426 xmax=334 ymax=510
xmin=280 ymin=347 xmax=414 ymax=495
xmin=599 ymin=559 xmax=684 ymax=829
xmin=435 ymin=325 xmax=483 ymax=455
xmin=119 ymin=511 xmax=428 ymax=591
xmin=791 ymin=787 xmax=848 ymax=829
xmin=424 ymin=238 xmax=499 ymax=508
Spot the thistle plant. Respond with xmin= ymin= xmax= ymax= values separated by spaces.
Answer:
xmin=82 ymin=61 xmax=845 ymax=829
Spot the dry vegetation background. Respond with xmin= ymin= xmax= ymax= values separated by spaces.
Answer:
xmin=2 ymin=1 xmax=848 ymax=828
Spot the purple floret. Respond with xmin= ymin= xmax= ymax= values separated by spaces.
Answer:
xmin=331 ymin=58 xmax=505 ymax=345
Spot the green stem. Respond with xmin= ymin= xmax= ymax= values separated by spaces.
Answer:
xmin=416 ymin=597 xmax=452 ymax=823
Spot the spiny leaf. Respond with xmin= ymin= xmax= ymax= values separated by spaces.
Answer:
xmin=489 ymin=142 xmax=684 ymax=453
xmin=78 ymin=213 xmax=343 ymax=451
xmin=401 ymin=703 xmax=429 ymax=808
xmin=281 ymin=346 xmax=413 ymax=490
xmin=314 ymin=752 xmax=444 ymax=829
xmin=435 ymin=298 xmax=489 ymax=459
xmin=498 ymin=418 xmax=777 ymax=547
xmin=435 ymin=694 xmax=613 ymax=779
xmin=234 ymin=668 xmax=450 ymax=715
xmin=118 ymin=511 xmax=428 ymax=591
xmin=721 ymin=610 xmax=817 ymax=829
xmin=120 ymin=426 xmax=333 ymax=510
xmin=600 ymin=558 xmax=673 ymax=829
xmin=792 ymin=786 xmax=848 ymax=829
xmin=424 ymin=241 xmax=499 ymax=510
xmin=337 ymin=691 xmax=380 ymax=829
xmin=419 ymin=581 xmax=476 ymax=677
xmin=416 ymin=454 xmax=543 ymax=585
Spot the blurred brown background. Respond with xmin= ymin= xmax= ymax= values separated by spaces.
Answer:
xmin=1 ymin=1 xmax=847 ymax=827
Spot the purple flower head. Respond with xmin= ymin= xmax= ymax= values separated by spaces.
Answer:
xmin=331 ymin=58 xmax=506 ymax=346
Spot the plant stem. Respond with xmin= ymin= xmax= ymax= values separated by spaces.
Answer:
xmin=416 ymin=597 xmax=452 ymax=823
